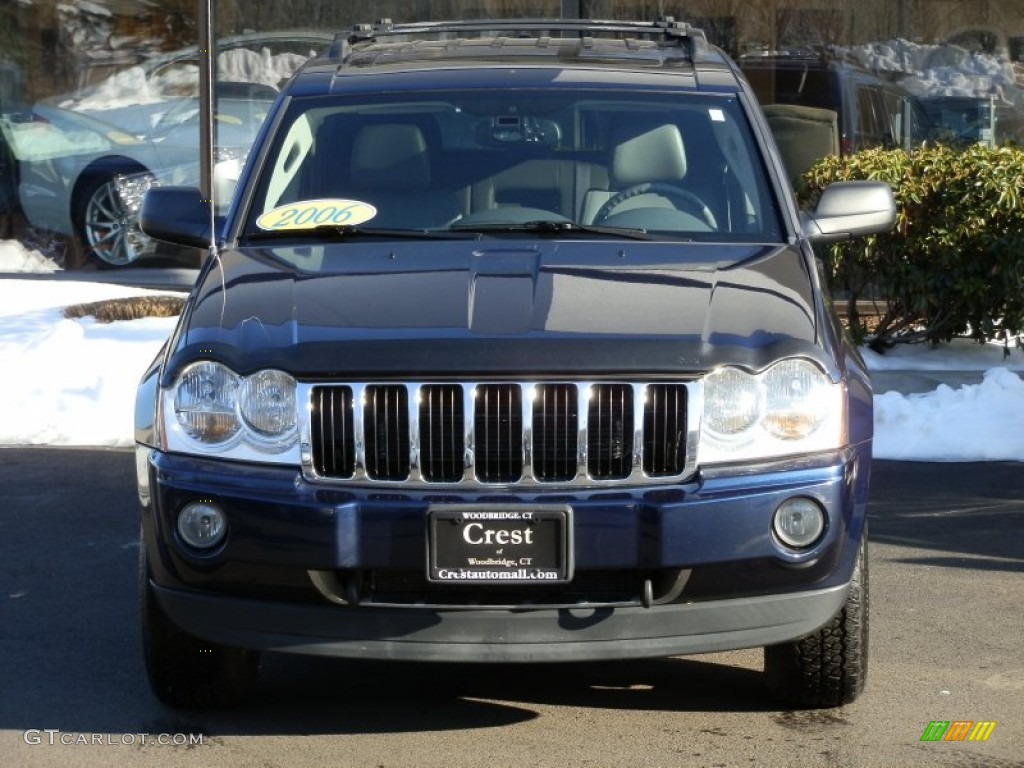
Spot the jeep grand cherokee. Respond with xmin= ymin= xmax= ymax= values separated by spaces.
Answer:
xmin=135 ymin=18 xmax=896 ymax=710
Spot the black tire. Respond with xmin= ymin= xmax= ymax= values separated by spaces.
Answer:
xmin=763 ymin=531 xmax=869 ymax=708
xmin=74 ymin=166 xmax=152 ymax=267
xmin=140 ymin=548 xmax=259 ymax=709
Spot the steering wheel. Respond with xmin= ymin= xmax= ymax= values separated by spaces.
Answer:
xmin=595 ymin=183 xmax=717 ymax=229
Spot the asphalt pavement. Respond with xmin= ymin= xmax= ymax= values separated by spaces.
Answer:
xmin=0 ymin=447 xmax=1021 ymax=768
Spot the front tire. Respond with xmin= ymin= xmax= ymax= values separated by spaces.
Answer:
xmin=75 ymin=169 xmax=152 ymax=267
xmin=140 ymin=549 xmax=259 ymax=709
xmin=763 ymin=531 xmax=869 ymax=708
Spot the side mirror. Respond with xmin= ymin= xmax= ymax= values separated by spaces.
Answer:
xmin=139 ymin=187 xmax=222 ymax=250
xmin=802 ymin=180 xmax=897 ymax=243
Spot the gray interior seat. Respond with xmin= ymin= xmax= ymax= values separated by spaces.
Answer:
xmin=612 ymin=122 xmax=689 ymax=187
xmin=583 ymin=122 xmax=715 ymax=230
xmin=348 ymin=123 xmax=460 ymax=228
xmin=472 ymin=158 xmax=574 ymax=217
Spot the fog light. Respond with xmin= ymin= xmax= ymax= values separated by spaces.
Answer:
xmin=177 ymin=501 xmax=227 ymax=549
xmin=773 ymin=497 xmax=825 ymax=549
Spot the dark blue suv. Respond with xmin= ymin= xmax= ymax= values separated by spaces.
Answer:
xmin=136 ymin=18 xmax=895 ymax=710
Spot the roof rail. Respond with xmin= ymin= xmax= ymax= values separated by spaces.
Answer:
xmin=328 ymin=17 xmax=709 ymax=60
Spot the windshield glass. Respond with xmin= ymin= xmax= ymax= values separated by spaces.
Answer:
xmin=242 ymin=88 xmax=782 ymax=242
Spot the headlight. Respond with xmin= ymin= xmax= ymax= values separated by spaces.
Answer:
xmin=174 ymin=361 xmax=241 ymax=445
xmin=703 ymin=367 xmax=763 ymax=438
xmin=762 ymin=359 xmax=832 ymax=440
xmin=700 ymin=359 xmax=844 ymax=464
xmin=239 ymin=369 xmax=297 ymax=445
xmin=114 ymin=172 xmax=159 ymax=214
xmin=165 ymin=361 xmax=299 ymax=461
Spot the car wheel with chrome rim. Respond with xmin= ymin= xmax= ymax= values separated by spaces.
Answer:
xmin=75 ymin=168 xmax=152 ymax=267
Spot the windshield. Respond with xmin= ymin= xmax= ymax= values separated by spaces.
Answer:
xmin=242 ymin=88 xmax=782 ymax=242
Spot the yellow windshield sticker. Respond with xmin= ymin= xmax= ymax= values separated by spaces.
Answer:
xmin=256 ymin=199 xmax=378 ymax=231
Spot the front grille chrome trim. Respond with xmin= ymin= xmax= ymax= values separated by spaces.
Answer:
xmin=301 ymin=380 xmax=700 ymax=488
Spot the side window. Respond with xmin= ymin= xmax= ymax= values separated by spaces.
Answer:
xmin=881 ymin=89 xmax=907 ymax=148
xmin=855 ymin=86 xmax=884 ymax=149
xmin=905 ymin=98 xmax=937 ymax=145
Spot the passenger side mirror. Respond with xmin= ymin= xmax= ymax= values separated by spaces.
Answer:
xmin=802 ymin=180 xmax=896 ymax=243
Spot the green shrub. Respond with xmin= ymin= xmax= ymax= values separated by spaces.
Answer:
xmin=798 ymin=144 xmax=1024 ymax=350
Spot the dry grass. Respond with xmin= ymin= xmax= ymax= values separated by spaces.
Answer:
xmin=63 ymin=295 xmax=185 ymax=323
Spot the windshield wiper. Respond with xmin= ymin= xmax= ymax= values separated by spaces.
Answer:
xmin=246 ymin=225 xmax=482 ymax=242
xmin=448 ymin=220 xmax=663 ymax=241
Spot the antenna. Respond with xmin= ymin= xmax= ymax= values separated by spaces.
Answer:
xmin=197 ymin=0 xmax=217 ymax=253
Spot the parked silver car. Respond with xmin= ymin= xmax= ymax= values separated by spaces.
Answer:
xmin=0 ymin=32 xmax=331 ymax=268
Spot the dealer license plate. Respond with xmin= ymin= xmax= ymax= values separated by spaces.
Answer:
xmin=427 ymin=505 xmax=573 ymax=584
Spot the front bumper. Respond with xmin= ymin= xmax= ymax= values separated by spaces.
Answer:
xmin=151 ymin=579 xmax=850 ymax=662
xmin=139 ymin=446 xmax=869 ymax=661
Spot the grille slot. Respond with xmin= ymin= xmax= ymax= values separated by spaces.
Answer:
xmin=644 ymin=384 xmax=688 ymax=476
xmin=311 ymin=386 xmax=355 ymax=477
xmin=532 ymin=384 xmax=579 ymax=482
xmin=307 ymin=381 xmax=693 ymax=485
xmin=419 ymin=384 xmax=464 ymax=482
xmin=587 ymin=384 xmax=634 ymax=480
xmin=474 ymin=384 xmax=523 ymax=483
xmin=364 ymin=385 xmax=410 ymax=480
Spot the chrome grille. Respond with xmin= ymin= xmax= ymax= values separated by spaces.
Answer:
xmin=307 ymin=381 xmax=695 ymax=486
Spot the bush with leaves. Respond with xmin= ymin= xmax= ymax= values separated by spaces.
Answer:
xmin=798 ymin=144 xmax=1024 ymax=351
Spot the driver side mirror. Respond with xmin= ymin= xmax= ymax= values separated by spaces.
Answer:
xmin=140 ymin=187 xmax=222 ymax=250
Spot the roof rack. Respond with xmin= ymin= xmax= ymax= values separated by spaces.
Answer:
xmin=326 ymin=17 xmax=709 ymax=61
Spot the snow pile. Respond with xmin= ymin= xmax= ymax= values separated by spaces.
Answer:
xmin=846 ymin=38 xmax=1023 ymax=105
xmin=0 ymin=278 xmax=181 ymax=447
xmin=64 ymin=46 xmax=315 ymax=113
xmin=861 ymin=338 xmax=1024 ymax=373
xmin=58 ymin=63 xmax=193 ymax=111
xmin=216 ymin=47 xmax=319 ymax=88
xmin=0 ymin=241 xmax=62 ymax=273
xmin=874 ymin=368 xmax=1024 ymax=461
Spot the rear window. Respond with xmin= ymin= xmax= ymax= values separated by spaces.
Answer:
xmin=742 ymin=65 xmax=840 ymax=113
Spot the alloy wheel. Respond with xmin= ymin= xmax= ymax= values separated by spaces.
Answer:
xmin=82 ymin=176 xmax=151 ymax=266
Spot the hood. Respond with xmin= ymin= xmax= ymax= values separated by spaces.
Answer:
xmin=166 ymin=240 xmax=823 ymax=380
